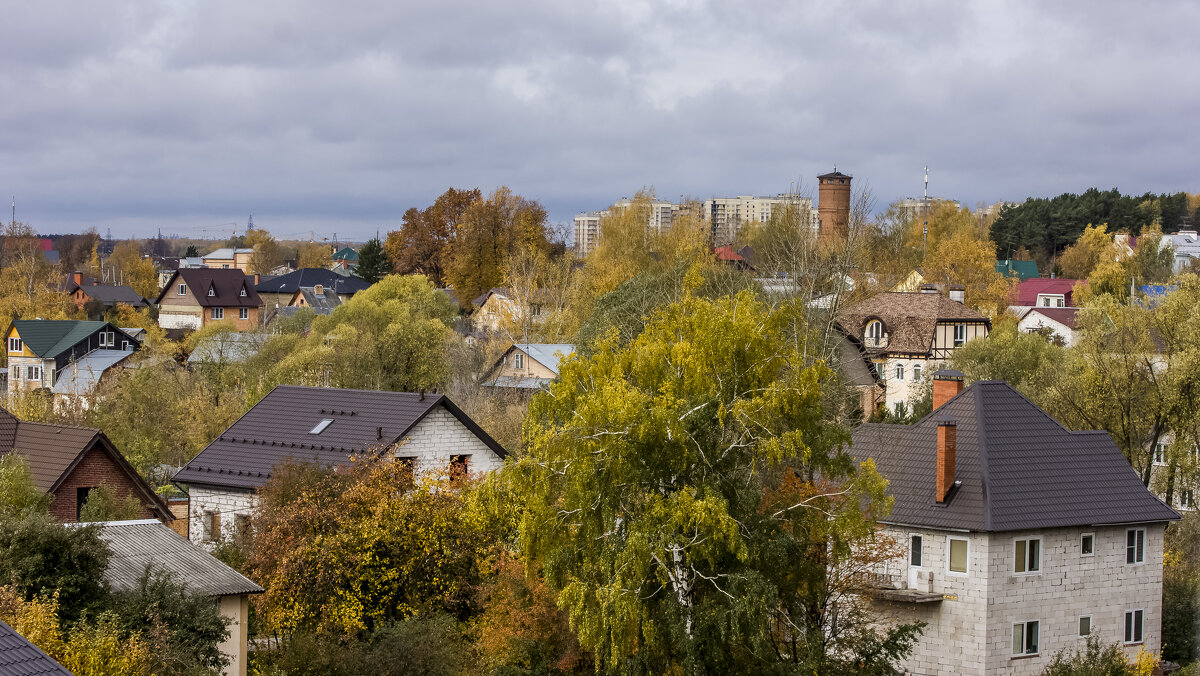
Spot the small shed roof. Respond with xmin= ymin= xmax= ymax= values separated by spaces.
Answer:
xmin=88 ymin=520 xmax=264 ymax=597
xmin=51 ymin=349 xmax=134 ymax=395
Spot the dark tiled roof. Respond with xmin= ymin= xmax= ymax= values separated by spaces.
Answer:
xmin=295 ymin=287 xmax=342 ymax=311
xmin=254 ymin=268 xmax=369 ymax=295
xmin=1024 ymin=307 xmax=1081 ymax=329
xmin=79 ymin=285 xmax=148 ymax=307
xmin=155 ymin=269 xmax=262 ymax=307
xmin=818 ymin=169 xmax=852 ymax=179
xmin=174 ymin=385 xmax=507 ymax=490
xmin=92 ymin=520 xmax=263 ymax=597
xmin=850 ymin=381 xmax=1180 ymax=532
xmin=0 ymin=619 xmax=72 ymax=675
xmin=835 ymin=292 xmax=988 ymax=356
xmin=60 ymin=273 xmax=99 ymax=292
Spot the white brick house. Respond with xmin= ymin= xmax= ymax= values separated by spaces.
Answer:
xmin=173 ymin=385 xmax=507 ymax=544
xmin=852 ymin=372 xmax=1179 ymax=675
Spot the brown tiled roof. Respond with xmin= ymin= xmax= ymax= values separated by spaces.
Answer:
xmin=835 ymin=292 xmax=988 ymax=356
xmin=850 ymin=381 xmax=1179 ymax=532
xmin=154 ymin=269 xmax=262 ymax=307
xmin=0 ymin=408 xmax=172 ymax=522
xmin=174 ymin=385 xmax=507 ymax=491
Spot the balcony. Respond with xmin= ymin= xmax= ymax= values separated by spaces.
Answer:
xmin=860 ymin=571 xmax=944 ymax=604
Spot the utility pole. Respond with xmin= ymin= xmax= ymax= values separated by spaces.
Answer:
xmin=922 ymin=166 xmax=929 ymax=260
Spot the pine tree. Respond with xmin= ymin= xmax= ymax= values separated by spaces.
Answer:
xmin=354 ymin=237 xmax=390 ymax=285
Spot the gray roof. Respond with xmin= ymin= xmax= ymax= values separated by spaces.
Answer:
xmin=0 ymin=619 xmax=71 ymax=675
xmin=174 ymin=385 xmax=507 ymax=490
xmin=515 ymin=344 xmax=574 ymax=375
xmin=186 ymin=332 xmax=265 ymax=365
xmin=482 ymin=375 xmax=554 ymax=390
xmin=51 ymin=349 xmax=134 ymax=395
xmin=850 ymin=380 xmax=1179 ymax=532
xmin=89 ymin=520 xmax=263 ymax=597
xmin=254 ymin=268 xmax=369 ymax=295
xmin=79 ymin=284 xmax=148 ymax=307
xmin=202 ymin=247 xmax=253 ymax=260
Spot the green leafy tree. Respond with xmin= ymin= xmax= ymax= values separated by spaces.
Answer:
xmin=951 ymin=317 xmax=1066 ymax=395
xmin=184 ymin=245 xmax=200 ymax=258
xmin=1163 ymin=512 xmax=1199 ymax=665
xmin=513 ymin=280 xmax=919 ymax=672
xmin=1041 ymin=636 xmax=1135 ymax=675
xmin=77 ymin=485 xmax=143 ymax=523
xmin=106 ymin=569 xmax=230 ymax=674
xmin=445 ymin=187 xmax=550 ymax=306
xmin=0 ymin=454 xmax=52 ymax=519
xmin=0 ymin=514 xmax=110 ymax=622
xmin=354 ymin=237 xmax=390 ymax=284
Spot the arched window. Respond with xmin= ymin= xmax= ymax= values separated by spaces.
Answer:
xmin=895 ymin=363 xmax=905 ymax=381
xmin=913 ymin=364 xmax=923 ymax=382
xmin=865 ymin=320 xmax=883 ymax=344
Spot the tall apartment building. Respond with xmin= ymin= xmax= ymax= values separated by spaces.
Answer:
xmin=573 ymin=198 xmax=680 ymax=257
xmin=703 ymin=195 xmax=817 ymax=247
xmin=894 ymin=197 xmax=962 ymax=223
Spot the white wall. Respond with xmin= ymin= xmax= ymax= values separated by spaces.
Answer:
xmin=217 ymin=595 xmax=250 ymax=676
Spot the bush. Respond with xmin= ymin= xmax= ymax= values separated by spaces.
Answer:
xmin=77 ymin=485 xmax=143 ymax=522
xmin=1041 ymin=636 xmax=1132 ymax=675
xmin=105 ymin=569 xmax=230 ymax=675
xmin=0 ymin=513 xmax=109 ymax=622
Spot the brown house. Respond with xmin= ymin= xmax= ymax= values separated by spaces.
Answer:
xmin=62 ymin=271 xmax=148 ymax=315
xmin=0 ymin=408 xmax=172 ymax=523
xmin=155 ymin=269 xmax=263 ymax=332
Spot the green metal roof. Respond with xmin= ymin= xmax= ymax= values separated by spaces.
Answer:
xmin=333 ymin=247 xmax=359 ymax=261
xmin=995 ymin=259 xmax=1039 ymax=280
xmin=11 ymin=320 xmax=112 ymax=359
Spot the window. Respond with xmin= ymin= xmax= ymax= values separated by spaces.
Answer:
xmin=177 ymin=284 xmax=186 ymax=295
xmin=953 ymin=324 xmax=967 ymax=348
xmin=514 ymin=353 xmax=525 ymax=369
xmin=98 ymin=332 xmax=109 ymax=347
xmin=1014 ymin=538 xmax=1041 ymax=573
xmin=1126 ymin=529 xmax=1145 ymax=564
xmin=1012 ymin=620 xmax=1039 ymax=656
xmin=1042 ymin=297 xmax=1050 ymax=307
xmin=75 ymin=487 xmax=95 ymax=521
xmin=10 ymin=366 xmax=17 ymax=381
xmin=240 ymin=287 xmax=247 ymax=297
xmin=1081 ymin=533 xmax=1094 ymax=556
xmin=235 ymin=514 xmax=252 ymax=536
xmin=7 ymin=337 xmax=20 ymax=352
xmin=396 ymin=456 xmax=417 ymax=485
xmin=1057 ymin=298 xmax=1065 ymax=307
xmin=948 ymin=537 xmax=968 ymax=574
xmin=207 ymin=287 xmax=215 ymax=296
xmin=121 ymin=341 xmax=129 ymax=350
xmin=865 ymin=320 xmax=883 ymax=345
xmin=211 ymin=308 xmax=223 ymax=320
xmin=895 ymin=364 xmax=905 ymax=381
xmin=450 ymin=454 xmax=470 ymax=480
xmin=204 ymin=510 xmax=221 ymax=542
xmin=26 ymin=366 xmax=40 ymax=381
xmin=1078 ymin=616 xmax=1092 ymax=637
xmin=221 ymin=264 xmax=229 ymax=269
xmin=1124 ymin=609 xmax=1144 ymax=644
xmin=309 ymin=419 xmax=334 ymax=434
xmin=1154 ymin=444 xmax=1167 ymax=465
xmin=912 ymin=364 xmax=923 ymax=382
xmin=909 ymin=535 xmax=922 ymax=567
xmin=1180 ymin=489 xmax=1194 ymax=509
xmin=239 ymin=307 xmax=249 ymax=320
xmin=99 ymin=331 xmax=114 ymax=347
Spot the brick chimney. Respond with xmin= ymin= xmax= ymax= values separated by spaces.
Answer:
xmin=932 ymin=369 xmax=965 ymax=411
xmin=937 ymin=421 xmax=957 ymax=503
xmin=72 ymin=271 xmax=82 ymax=286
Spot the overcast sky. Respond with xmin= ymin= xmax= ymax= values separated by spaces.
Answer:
xmin=2 ymin=1 xmax=1196 ymax=241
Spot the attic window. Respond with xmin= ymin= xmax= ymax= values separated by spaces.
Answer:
xmin=208 ymin=287 xmax=215 ymax=297
xmin=240 ymin=287 xmax=247 ymax=297
xmin=177 ymin=284 xmax=186 ymax=295
xmin=310 ymin=419 xmax=334 ymax=434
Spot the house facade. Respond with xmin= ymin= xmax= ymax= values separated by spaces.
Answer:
xmin=835 ymin=290 xmax=990 ymax=413
xmin=472 ymin=288 xmax=547 ymax=334
xmin=1016 ymin=307 xmax=1081 ymax=347
xmin=481 ymin=343 xmax=574 ymax=391
xmin=854 ymin=372 xmax=1178 ymax=675
xmin=88 ymin=519 xmax=263 ymax=676
xmin=173 ymin=385 xmax=507 ymax=545
xmin=0 ymin=407 xmax=173 ymax=523
xmin=155 ymin=269 xmax=263 ymax=332
xmin=6 ymin=320 xmax=140 ymax=392
xmin=201 ymin=247 xmax=254 ymax=273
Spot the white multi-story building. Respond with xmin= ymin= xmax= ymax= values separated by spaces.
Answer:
xmin=573 ymin=198 xmax=681 ymax=257
xmin=703 ymin=195 xmax=817 ymax=247
xmin=854 ymin=373 xmax=1180 ymax=676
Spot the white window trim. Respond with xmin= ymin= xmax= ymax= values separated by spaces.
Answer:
xmin=909 ymin=533 xmax=923 ymax=568
xmin=1011 ymin=619 xmax=1041 ymax=657
xmin=1124 ymin=608 xmax=1145 ymax=645
xmin=1013 ymin=537 xmax=1042 ymax=575
xmin=895 ymin=363 xmax=905 ymax=381
xmin=211 ymin=308 xmax=224 ymax=320
xmin=1126 ymin=528 xmax=1146 ymax=565
xmin=1080 ymin=532 xmax=1095 ymax=557
xmin=1078 ymin=615 xmax=1092 ymax=637
xmin=239 ymin=307 xmax=249 ymax=320
xmin=177 ymin=283 xmax=186 ymax=295
xmin=946 ymin=536 xmax=969 ymax=576
xmin=7 ymin=337 xmax=20 ymax=352
xmin=514 ymin=353 xmax=524 ymax=369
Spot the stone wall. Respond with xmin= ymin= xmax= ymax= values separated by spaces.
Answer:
xmin=187 ymin=484 xmax=256 ymax=546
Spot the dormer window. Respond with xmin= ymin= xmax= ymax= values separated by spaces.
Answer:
xmin=240 ymin=287 xmax=247 ymax=297
xmin=865 ymin=320 xmax=883 ymax=346
xmin=208 ymin=287 xmax=215 ymax=297
xmin=310 ymin=419 xmax=334 ymax=434
xmin=177 ymin=284 xmax=186 ymax=295
xmin=7 ymin=337 xmax=21 ymax=353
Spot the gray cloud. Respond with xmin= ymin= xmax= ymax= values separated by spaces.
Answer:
xmin=1 ymin=0 xmax=1196 ymax=239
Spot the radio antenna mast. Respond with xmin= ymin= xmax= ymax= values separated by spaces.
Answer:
xmin=922 ymin=166 xmax=929 ymax=260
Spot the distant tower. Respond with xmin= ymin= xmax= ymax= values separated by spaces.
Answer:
xmin=817 ymin=167 xmax=852 ymax=241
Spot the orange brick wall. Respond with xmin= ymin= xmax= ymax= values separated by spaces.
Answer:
xmin=49 ymin=447 xmax=158 ymax=523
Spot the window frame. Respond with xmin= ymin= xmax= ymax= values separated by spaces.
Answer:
xmin=309 ymin=418 xmax=334 ymax=435
xmin=1078 ymin=615 xmax=1092 ymax=637
xmin=1013 ymin=537 xmax=1042 ymax=574
xmin=1126 ymin=528 xmax=1145 ymax=565
xmin=895 ymin=363 xmax=905 ymax=381
xmin=865 ymin=320 xmax=883 ymax=343
xmin=909 ymin=534 xmax=923 ymax=567
xmin=1153 ymin=443 xmax=1167 ymax=466
xmin=514 ymin=353 xmax=525 ymax=370
xmin=26 ymin=365 xmax=40 ymax=382
xmin=947 ymin=536 xmax=969 ymax=575
xmin=238 ymin=307 xmax=249 ymax=320
xmin=912 ymin=364 xmax=923 ymax=382
xmin=1011 ymin=619 xmax=1040 ymax=657
xmin=1124 ymin=609 xmax=1144 ymax=644
xmin=953 ymin=323 xmax=967 ymax=347
xmin=177 ymin=283 xmax=186 ymax=295
xmin=1080 ymin=532 xmax=1095 ymax=557
xmin=211 ymin=307 xmax=224 ymax=320
xmin=7 ymin=337 xmax=20 ymax=352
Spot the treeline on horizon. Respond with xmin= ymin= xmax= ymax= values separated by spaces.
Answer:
xmin=989 ymin=188 xmax=1195 ymax=267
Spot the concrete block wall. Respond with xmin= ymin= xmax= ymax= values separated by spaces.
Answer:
xmin=187 ymin=484 xmax=255 ymax=546
xmin=394 ymin=405 xmax=504 ymax=475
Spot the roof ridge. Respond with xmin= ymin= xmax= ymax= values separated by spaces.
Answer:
xmin=973 ymin=384 xmax=992 ymax=531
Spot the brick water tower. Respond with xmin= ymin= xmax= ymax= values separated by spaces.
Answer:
xmin=817 ymin=168 xmax=852 ymax=241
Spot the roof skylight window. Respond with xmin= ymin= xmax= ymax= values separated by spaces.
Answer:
xmin=310 ymin=419 xmax=334 ymax=434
